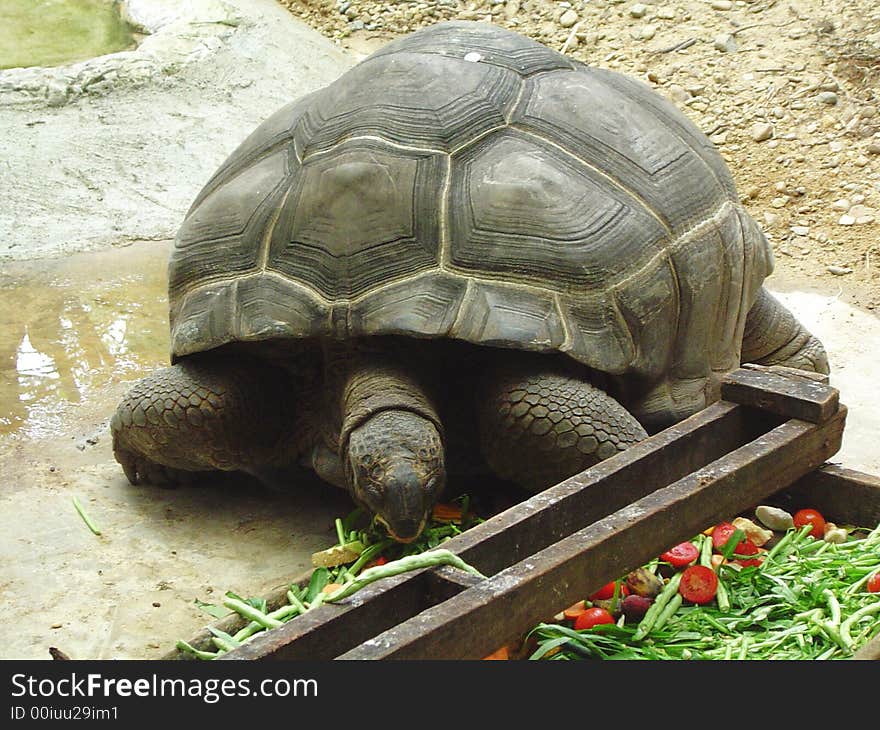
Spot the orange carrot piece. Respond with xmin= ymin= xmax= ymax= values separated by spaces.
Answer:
xmin=562 ymin=600 xmax=588 ymax=620
xmin=432 ymin=503 xmax=463 ymax=522
xmin=483 ymin=646 xmax=509 ymax=660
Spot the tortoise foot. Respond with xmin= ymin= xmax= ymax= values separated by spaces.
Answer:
xmin=110 ymin=354 xmax=299 ymax=486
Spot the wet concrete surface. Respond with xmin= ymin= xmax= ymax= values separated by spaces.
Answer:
xmin=0 ymin=240 xmax=355 ymax=660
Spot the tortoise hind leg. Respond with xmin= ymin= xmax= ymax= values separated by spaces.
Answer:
xmin=741 ymin=287 xmax=830 ymax=375
xmin=111 ymin=354 xmax=299 ymax=486
xmin=477 ymin=356 xmax=648 ymax=492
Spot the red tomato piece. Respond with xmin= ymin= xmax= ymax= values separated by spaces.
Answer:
xmin=589 ymin=580 xmax=628 ymax=601
xmin=573 ymin=607 xmax=615 ymax=631
xmin=711 ymin=522 xmax=742 ymax=551
xmin=732 ymin=540 xmax=763 ymax=567
xmin=660 ymin=541 xmax=700 ymax=568
xmin=792 ymin=508 xmax=826 ymax=539
xmin=365 ymin=555 xmax=388 ymax=569
xmin=867 ymin=572 xmax=880 ymax=593
xmin=678 ymin=565 xmax=719 ymax=605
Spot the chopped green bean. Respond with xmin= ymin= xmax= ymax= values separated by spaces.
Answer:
xmin=633 ymin=572 xmax=682 ymax=641
xmin=72 ymin=496 xmax=101 ymax=536
xmin=176 ymin=640 xmax=220 ymax=660
xmin=222 ymin=596 xmax=284 ymax=629
xmin=322 ymin=549 xmax=485 ymax=602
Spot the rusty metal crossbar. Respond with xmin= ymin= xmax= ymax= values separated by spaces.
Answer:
xmin=199 ymin=365 xmax=849 ymax=660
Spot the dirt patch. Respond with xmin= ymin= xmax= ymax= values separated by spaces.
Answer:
xmin=281 ymin=0 xmax=880 ymax=313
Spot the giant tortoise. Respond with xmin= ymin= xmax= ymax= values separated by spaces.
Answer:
xmin=111 ymin=21 xmax=829 ymax=542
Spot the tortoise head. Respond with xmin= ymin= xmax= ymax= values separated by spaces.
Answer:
xmin=344 ymin=410 xmax=445 ymax=543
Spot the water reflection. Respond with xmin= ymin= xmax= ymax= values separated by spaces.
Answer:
xmin=0 ymin=242 xmax=171 ymax=438
xmin=0 ymin=0 xmax=139 ymax=70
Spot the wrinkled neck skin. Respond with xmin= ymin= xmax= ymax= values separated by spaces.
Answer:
xmin=322 ymin=339 xmax=446 ymax=542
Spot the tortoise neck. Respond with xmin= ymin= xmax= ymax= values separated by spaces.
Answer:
xmin=321 ymin=338 xmax=444 ymax=456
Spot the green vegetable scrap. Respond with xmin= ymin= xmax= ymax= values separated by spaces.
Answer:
xmin=177 ymin=498 xmax=484 ymax=660
xmin=72 ymin=496 xmax=101 ymax=536
xmin=530 ymin=521 xmax=880 ymax=660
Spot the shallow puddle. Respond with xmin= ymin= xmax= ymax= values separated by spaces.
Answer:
xmin=0 ymin=241 xmax=170 ymax=439
xmin=0 ymin=0 xmax=139 ymax=70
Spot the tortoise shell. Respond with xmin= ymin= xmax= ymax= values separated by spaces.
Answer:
xmin=167 ymin=21 xmax=773 ymax=428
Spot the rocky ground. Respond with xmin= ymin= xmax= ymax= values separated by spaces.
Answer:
xmin=281 ymin=0 xmax=880 ymax=312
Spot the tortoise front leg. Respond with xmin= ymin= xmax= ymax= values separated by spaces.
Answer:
xmin=477 ymin=356 xmax=648 ymax=492
xmin=741 ymin=287 xmax=830 ymax=375
xmin=111 ymin=354 xmax=300 ymax=486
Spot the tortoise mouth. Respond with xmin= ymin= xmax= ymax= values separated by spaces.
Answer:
xmin=376 ymin=515 xmax=426 ymax=544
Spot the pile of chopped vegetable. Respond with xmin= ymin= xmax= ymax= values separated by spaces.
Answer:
xmin=177 ymin=498 xmax=879 ymax=661
xmin=530 ymin=506 xmax=880 ymax=660
xmin=176 ymin=497 xmax=483 ymax=659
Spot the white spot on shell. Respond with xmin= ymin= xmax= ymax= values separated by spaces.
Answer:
xmin=464 ymin=52 xmax=483 ymax=63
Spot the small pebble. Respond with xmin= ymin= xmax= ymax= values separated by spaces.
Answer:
xmin=763 ymin=211 xmax=782 ymax=227
xmin=817 ymin=91 xmax=839 ymax=105
xmin=710 ymin=0 xmax=733 ymax=9
xmin=848 ymin=204 xmax=874 ymax=219
xmin=631 ymin=24 xmax=656 ymax=40
xmin=713 ymin=33 xmax=737 ymax=53
xmin=629 ymin=3 xmax=648 ymax=18
xmin=827 ymin=265 xmax=853 ymax=274
xmin=831 ymin=198 xmax=851 ymax=211
xmin=667 ymin=84 xmax=691 ymax=104
xmin=754 ymin=505 xmax=794 ymax=531
xmin=837 ymin=215 xmax=855 ymax=225
xmin=750 ymin=122 xmax=774 ymax=142
xmin=559 ymin=9 xmax=578 ymax=27
xmin=51 ymin=622 xmax=63 ymax=629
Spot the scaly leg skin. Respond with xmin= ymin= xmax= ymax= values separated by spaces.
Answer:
xmin=477 ymin=358 xmax=648 ymax=492
xmin=741 ymin=287 xmax=830 ymax=375
xmin=111 ymin=354 xmax=298 ymax=486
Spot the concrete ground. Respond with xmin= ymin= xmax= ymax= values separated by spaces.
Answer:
xmin=0 ymin=0 xmax=876 ymax=661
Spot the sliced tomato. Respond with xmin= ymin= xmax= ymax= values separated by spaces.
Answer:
xmin=867 ymin=572 xmax=880 ymax=593
xmin=365 ymin=555 xmax=388 ymax=569
xmin=678 ymin=565 xmax=718 ymax=605
xmin=792 ymin=508 xmax=826 ymax=539
xmin=573 ymin=607 xmax=615 ymax=630
xmin=711 ymin=522 xmax=741 ymax=551
xmin=732 ymin=540 xmax=763 ymax=567
xmin=660 ymin=541 xmax=700 ymax=568
xmin=589 ymin=580 xmax=629 ymax=601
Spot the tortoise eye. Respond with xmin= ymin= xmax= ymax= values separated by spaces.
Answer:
xmin=369 ymin=464 xmax=384 ymax=482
